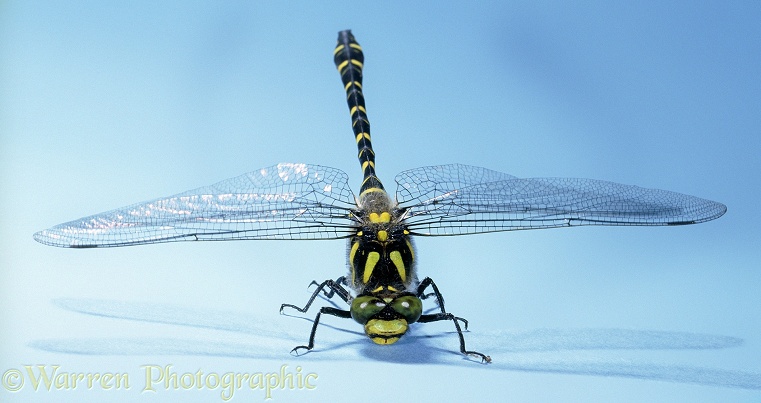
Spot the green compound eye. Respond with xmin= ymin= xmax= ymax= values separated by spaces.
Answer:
xmin=390 ymin=295 xmax=422 ymax=323
xmin=350 ymin=296 xmax=385 ymax=324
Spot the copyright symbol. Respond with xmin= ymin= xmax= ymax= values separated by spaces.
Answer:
xmin=2 ymin=369 xmax=23 ymax=391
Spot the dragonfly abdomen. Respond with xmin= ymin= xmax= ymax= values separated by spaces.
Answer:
xmin=334 ymin=30 xmax=385 ymax=199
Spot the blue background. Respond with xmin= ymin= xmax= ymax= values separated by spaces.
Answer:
xmin=2 ymin=1 xmax=759 ymax=401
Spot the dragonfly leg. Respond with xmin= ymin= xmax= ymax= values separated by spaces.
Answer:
xmin=416 ymin=277 xmax=449 ymax=314
xmin=418 ymin=312 xmax=491 ymax=363
xmin=309 ymin=276 xmax=348 ymax=299
xmin=291 ymin=307 xmax=351 ymax=355
xmin=416 ymin=277 xmax=490 ymax=363
xmin=280 ymin=278 xmax=351 ymax=314
xmin=281 ymin=278 xmax=353 ymax=355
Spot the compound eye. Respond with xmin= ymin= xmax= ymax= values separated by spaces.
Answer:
xmin=350 ymin=296 xmax=385 ymax=324
xmin=390 ymin=295 xmax=422 ymax=323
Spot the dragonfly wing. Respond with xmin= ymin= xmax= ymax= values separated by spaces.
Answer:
xmin=34 ymin=163 xmax=358 ymax=247
xmin=395 ymin=163 xmax=517 ymax=207
xmin=395 ymin=164 xmax=726 ymax=236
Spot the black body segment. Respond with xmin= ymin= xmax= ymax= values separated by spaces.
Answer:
xmin=334 ymin=30 xmax=385 ymax=197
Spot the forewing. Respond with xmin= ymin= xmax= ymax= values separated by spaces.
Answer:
xmin=34 ymin=163 xmax=358 ymax=247
xmin=395 ymin=164 xmax=726 ymax=236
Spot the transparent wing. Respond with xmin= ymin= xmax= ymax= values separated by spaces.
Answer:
xmin=34 ymin=163 xmax=359 ymax=248
xmin=395 ymin=164 xmax=727 ymax=236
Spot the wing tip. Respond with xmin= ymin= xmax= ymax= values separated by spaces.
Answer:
xmin=33 ymin=229 xmax=99 ymax=248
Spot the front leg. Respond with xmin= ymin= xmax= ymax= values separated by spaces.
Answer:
xmin=416 ymin=277 xmax=491 ymax=363
xmin=416 ymin=276 xmax=451 ymax=313
xmin=280 ymin=278 xmax=351 ymax=314
xmin=309 ymin=276 xmax=349 ymax=300
xmin=416 ymin=277 xmax=468 ymax=329
xmin=280 ymin=278 xmax=353 ymax=355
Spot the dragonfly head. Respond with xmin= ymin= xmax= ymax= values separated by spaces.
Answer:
xmin=350 ymin=294 xmax=422 ymax=345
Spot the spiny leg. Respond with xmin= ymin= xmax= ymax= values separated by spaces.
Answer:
xmin=418 ymin=312 xmax=491 ymax=363
xmin=309 ymin=276 xmax=349 ymax=300
xmin=291 ymin=307 xmax=352 ymax=355
xmin=280 ymin=278 xmax=351 ymax=314
xmin=416 ymin=277 xmax=491 ymax=363
xmin=280 ymin=278 xmax=353 ymax=355
xmin=416 ymin=277 xmax=469 ymax=329
xmin=417 ymin=276 xmax=440 ymax=304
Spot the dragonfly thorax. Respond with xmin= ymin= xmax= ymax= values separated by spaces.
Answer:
xmin=347 ymin=219 xmax=417 ymax=294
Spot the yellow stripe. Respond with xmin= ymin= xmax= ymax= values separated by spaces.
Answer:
xmin=358 ymin=148 xmax=375 ymax=158
xmin=336 ymin=60 xmax=349 ymax=72
xmin=349 ymin=240 xmax=360 ymax=285
xmin=360 ymin=187 xmax=385 ymax=197
xmin=361 ymin=160 xmax=375 ymax=170
xmin=352 ymin=117 xmax=369 ymax=127
xmin=389 ymin=251 xmax=406 ymax=282
xmin=363 ymin=251 xmax=380 ymax=283
xmin=334 ymin=44 xmax=345 ymax=55
xmin=406 ymin=240 xmax=414 ymax=261
xmin=349 ymin=43 xmax=362 ymax=51
xmin=349 ymin=106 xmax=366 ymax=116
xmin=350 ymin=59 xmax=363 ymax=69
xmin=355 ymin=132 xmax=371 ymax=143
xmin=371 ymin=285 xmax=398 ymax=293
xmin=349 ymin=240 xmax=360 ymax=264
xmin=361 ymin=175 xmax=376 ymax=185
xmin=344 ymin=81 xmax=361 ymax=91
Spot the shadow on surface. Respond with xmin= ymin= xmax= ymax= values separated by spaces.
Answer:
xmin=30 ymin=298 xmax=761 ymax=390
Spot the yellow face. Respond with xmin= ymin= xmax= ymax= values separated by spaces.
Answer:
xmin=365 ymin=318 xmax=408 ymax=345
xmin=350 ymin=295 xmax=423 ymax=345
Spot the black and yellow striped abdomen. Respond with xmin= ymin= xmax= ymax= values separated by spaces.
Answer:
xmin=334 ymin=30 xmax=385 ymax=198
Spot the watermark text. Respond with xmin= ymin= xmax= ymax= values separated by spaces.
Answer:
xmin=3 ymin=364 xmax=316 ymax=400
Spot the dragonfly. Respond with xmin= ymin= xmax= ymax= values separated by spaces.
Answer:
xmin=34 ymin=30 xmax=727 ymax=363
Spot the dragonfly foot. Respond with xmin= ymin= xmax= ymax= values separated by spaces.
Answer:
xmin=466 ymin=351 xmax=492 ymax=364
xmin=279 ymin=303 xmax=299 ymax=314
xmin=290 ymin=345 xmax=312 ymax=356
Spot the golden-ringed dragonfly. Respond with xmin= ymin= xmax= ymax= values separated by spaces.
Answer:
xmin=34 ymin=30 xmax=726 ymax=364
